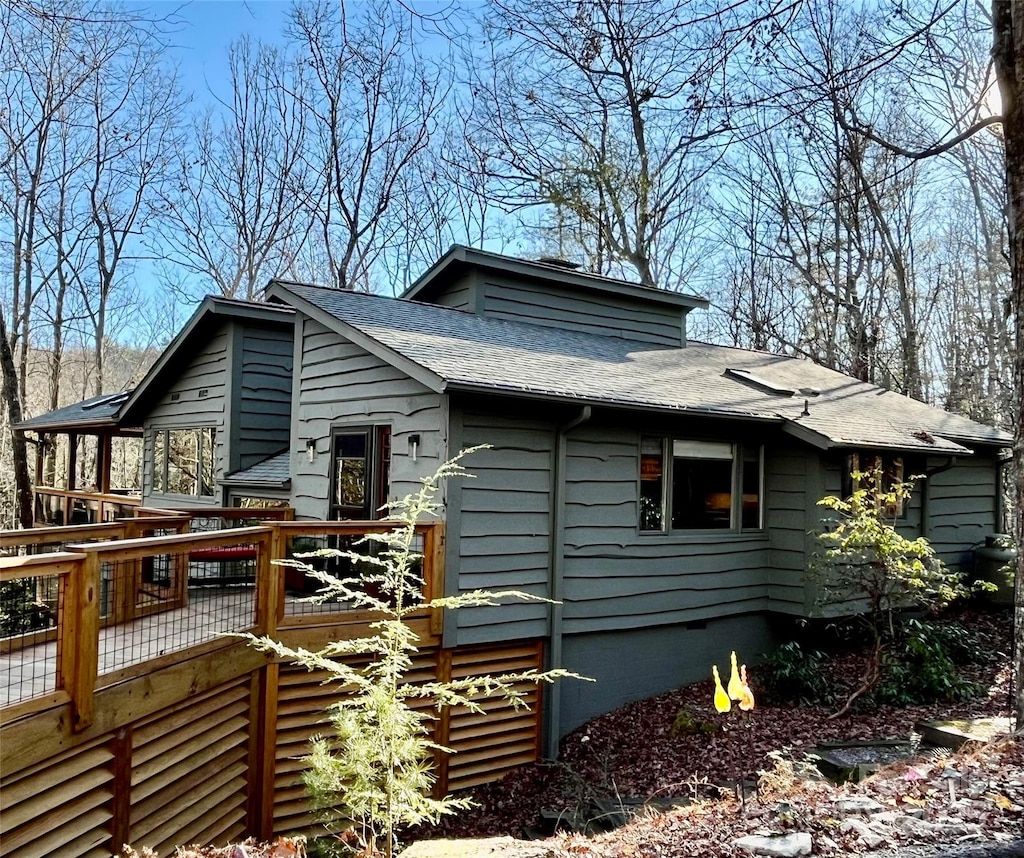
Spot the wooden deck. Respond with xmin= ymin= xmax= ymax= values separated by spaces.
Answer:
xmin=0 ymin=515 xmax=546 ymax=858
xmin=1 ymin=587 xmax=258 ymax=705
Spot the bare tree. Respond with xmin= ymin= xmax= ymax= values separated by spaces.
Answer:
xmin=159 ymin=37 xmax=311 ymax=301
xmin=288 ymin=0 xmax=447 ymax=290
xmin=468 ymin=0 xmax=740 ymax=288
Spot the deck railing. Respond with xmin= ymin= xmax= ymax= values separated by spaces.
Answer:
xmin=34 ymin=486 xmax=142 ymax=526
xmin=0 ymin=519 xmax=444 ymax=728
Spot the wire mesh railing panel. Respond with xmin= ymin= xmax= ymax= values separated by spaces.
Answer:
xmin=281 ymin=529 xmax=425 ymax=618
xmin=96 ymin=541 xmax=260 ymax=677
xmin=0 ymin=573 xmax=63 ymax=705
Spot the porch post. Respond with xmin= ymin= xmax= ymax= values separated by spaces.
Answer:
xmin=67 ymin=432 xmax=78 ymax=491
xmin=98 ymin=433 xmax=112 ymax=494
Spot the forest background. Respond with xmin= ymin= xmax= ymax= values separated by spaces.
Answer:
xmin=0 ymin=0 xmax=1015 ymax=528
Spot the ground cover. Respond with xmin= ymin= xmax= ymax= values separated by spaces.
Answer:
xmin=162 ymin=607 xmax=1022 ymax=857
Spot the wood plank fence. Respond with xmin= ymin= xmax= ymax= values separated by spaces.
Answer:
xmin=0 ymin=516 xmax=545 ymax=857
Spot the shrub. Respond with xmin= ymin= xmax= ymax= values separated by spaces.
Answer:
xmin=759 ymin=641 xmax=835 ymax=706
xmin=876 ymin=618 xmax=982 ymax=706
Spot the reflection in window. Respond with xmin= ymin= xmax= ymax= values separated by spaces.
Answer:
xmin=152 ymin=427 xmax=216 ymax=498
xmin=672 ymin=441 xmax=734 ymax=530
xmin=329 ymin=426 xmax=391 ymax=520
xmin=639 ymin=437 xmax=763 ymax=532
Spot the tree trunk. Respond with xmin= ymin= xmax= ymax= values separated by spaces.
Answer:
xmin=991 ymin=0 xmax=1024 ymax=725
xmin=0 ymin=311 xmax=34 ymax=529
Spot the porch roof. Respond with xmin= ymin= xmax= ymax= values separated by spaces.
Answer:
xmin=18 ymin=392 xmax=141 ymax=435
xmin=269 ymin=281 xmax=1011 ymax=455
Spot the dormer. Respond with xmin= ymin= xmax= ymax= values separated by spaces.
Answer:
xmin=401 ymin=246 xmax=708 ymax=347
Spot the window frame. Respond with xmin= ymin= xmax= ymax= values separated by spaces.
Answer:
xmin=328 ymin=424 xmax=392 ymax=521
xmin=638 ymin=435 xmax=764 ymax=534
xmin=843 ymin=452 xmax=910 ymax=518
xmin=151 ymin=426 xmax=217 ymax=499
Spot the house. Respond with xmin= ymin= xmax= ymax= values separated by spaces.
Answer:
xmin=24 ymin=247 xmax=1011 ymax=750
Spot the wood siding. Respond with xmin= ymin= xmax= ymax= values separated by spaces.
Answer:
xmin=765 ymin=446 xmax=817 ymax=614
xmin=142 ymin=323 xmax=231 ymax=507
xmin=235 ymin=324 xmax=294 ymax=471
xmin=926 ymin=455 xmax=999 ymax=568
xmin=455 ymin=411 xmax=554 ymax=644
xmin=290 ymin=316 xmax=444 ymax=520
xmin=477 ymin=275 xmax=686 ymax=346
xmin=1 ymin=636 xmax=546 ymax=854
xmin=561 ymin=425 xmax=771 ymax=632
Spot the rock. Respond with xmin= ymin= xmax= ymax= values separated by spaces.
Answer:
xmin=401 ymin=837 xmax=553 ymax=858
xmin=895 ymin=815 xmax=939 ymax=838
xmin=841 ymin=819 xmax=886 ymax=849
xmin=733 ymin=832 xmax=813 ymax=857
xmin=835 ymin=796 xmax=885 ymax=815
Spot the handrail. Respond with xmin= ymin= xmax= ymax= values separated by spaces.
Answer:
xmin=0 ymin=519 xmax=444 ymax=728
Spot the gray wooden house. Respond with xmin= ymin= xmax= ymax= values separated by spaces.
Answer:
xmin=38 ymin=247 xmax=1011 ymax=747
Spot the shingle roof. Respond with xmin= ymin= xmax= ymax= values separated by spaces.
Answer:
xmin=221 ymin=451 xmax=290 ymax=487
xmin=272 ymin=282 xmax=1010 ymax=454
xmin=18 ymin=391 xmax=138 ymax=433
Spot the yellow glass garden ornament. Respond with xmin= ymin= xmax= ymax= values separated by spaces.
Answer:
xmin=738 ymin=664 xmax=755 ymax=711
xmin=712 ymin=664 xmax=731 ymax=713
xmin=727 ymin=650 xmax=744 ymax=701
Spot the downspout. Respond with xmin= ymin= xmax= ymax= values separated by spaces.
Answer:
xmin=922 ymin=457 xmax=956 ymax=541
xmin=545 ymin=405 xmax=592 ymax=759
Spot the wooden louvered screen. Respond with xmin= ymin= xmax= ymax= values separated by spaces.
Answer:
xmin=271 ymin=640 xmax=545 ymax=836
xmin=0 ymin=638 xmax=544 ymax=853
xmin=0 ymin=737 xmax=116 ymax=858
xmin=445 ymin=641 xmax=544 ymax=792
xmin=129 ymin=680 xmax=252 ymax=853
xmin=0 ymin=678 xmax=253 ymax=858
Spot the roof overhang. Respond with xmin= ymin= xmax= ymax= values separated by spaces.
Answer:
xmin=401 ymin=245 xmax=710 ymax=311
xmin=17 ymin=392 xmax=142 ymax=436
xmin=781 ymin=419 xmax=976 ymax=455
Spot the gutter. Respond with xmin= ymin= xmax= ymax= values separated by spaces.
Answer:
xmin=545 ymin=405 xmax=592 ymax=759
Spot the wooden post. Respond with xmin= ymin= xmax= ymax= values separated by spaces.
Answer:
xmin=434 ymin=648 xmax=452 ymax=797
xmin=98 ymin=433 xmax=112 ymax=495
xmin=109 ymin=725 xmax=133 ymax=850
xmin=248 ymin=662 xmax=280 ymax=840
xmin=61 ymin=551 xmax=100 ymax=731
xmin=428 ymin=523 xmax=446 ymax=638
xmin=67 ymin=432 xmax=78 ymax=491
xmin=257 ymin=529 xmax=280 ymax=637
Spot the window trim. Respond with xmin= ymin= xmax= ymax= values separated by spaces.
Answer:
xmin=639 ymin=435 xmax=764 ymax=534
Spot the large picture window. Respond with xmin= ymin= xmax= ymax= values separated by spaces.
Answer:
xmin=640 ymin=436 xmax=763 ymax=532
xmin=329 ymin=425 xmax=391 ymax=520
xmin=152 ymin=427 xmax=217 ymax=497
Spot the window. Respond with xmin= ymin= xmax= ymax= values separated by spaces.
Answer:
xmin=152 ymin=427 xmax=217 ymax=497
xmin=329 ymin=426 xmax=391 ymax=520
xmin=640 ymin=436 xmax=763 ymax=532
xmin=843 ymin=452 xmax=907 ymax=517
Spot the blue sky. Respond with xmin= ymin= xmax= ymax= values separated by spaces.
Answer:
xmin=143 ymin=1 xmax=294 ymax=100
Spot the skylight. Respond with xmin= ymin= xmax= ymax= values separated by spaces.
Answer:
xmin=724 ymin=368 xmax=796 ymax=396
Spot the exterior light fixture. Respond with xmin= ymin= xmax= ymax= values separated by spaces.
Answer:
xmin=306 ymin=439 xmax=317 ymax=463
xmin=408 ymin=434 xmax=421 ymax=463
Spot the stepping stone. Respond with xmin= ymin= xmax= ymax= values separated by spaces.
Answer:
xmin=734 ymin=832 xmax=813 ymax=857
xmin=915 ymin=717 xmax=1013 ymax=750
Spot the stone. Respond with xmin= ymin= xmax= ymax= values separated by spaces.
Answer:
xmin=895 ymin=815 xmax=939 ymax=838
xmin=733 ymin=832 xmax=813 ymax=857
xmin=401 ymin=837 xmax=554 ymax=858
xmin=834 ymin=796 xmax=885 ymax=815
xmin=840 ymin=819 xmax=886 ymax=849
